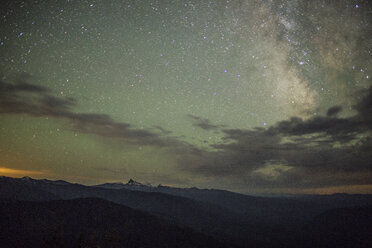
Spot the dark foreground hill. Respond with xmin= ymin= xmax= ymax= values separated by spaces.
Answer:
xmin=97 ymin=179 xmax=372 ymax=225
xmin=305 ymin=205 xmax=372 ymax=248
xmin=0 ymin=176 xmax=265 ymax=246
xmin=2 ymin=176 xmax=297 ymax=247
xmin=1 ymin=176 xmax=372 ymax=248
xmin=0 ymin=198 xmax=233 ymax=248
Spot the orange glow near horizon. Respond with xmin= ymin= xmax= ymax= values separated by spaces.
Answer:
xmin=0 ymin=167 xmax=46 ymax=177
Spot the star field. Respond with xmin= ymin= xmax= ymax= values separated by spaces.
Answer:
xmin=0 ymin=0 xmax=371 ymax=194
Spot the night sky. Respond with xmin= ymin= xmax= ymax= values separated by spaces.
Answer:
xmin=1 ymin=0 xmax=371 ymax=194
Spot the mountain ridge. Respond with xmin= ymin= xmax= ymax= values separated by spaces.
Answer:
xmin=2 ymin=175 xmax=372 ymax=248
xmin=0 ymin=197 xmax=234 ymax=248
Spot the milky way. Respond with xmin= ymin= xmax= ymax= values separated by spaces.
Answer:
xmin=0 ymin=0 xmax=371 ymax=194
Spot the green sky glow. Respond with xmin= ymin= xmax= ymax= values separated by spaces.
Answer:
xmin=1 ymin=0 xmax=371 ymax=194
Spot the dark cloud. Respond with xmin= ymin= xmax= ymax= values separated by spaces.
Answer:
xmin=354 ymin=86 xmax=372 ymax=120
xmin=0 ymin=81 xmax=48 ymax=93
xmin=0 ymin=74 xmax=48 ymax=94
xmin=151 ymin=126 xmax=172 ymax=135
xmin=2 ymin=76 xmax=372 ymax=191
xmin=179 ymin=86 xmax=372 ymax=189
xmin=188 ymin=114 xmax=224 ymax=131
xmin=267 ymin=88 xmax=372 ymax=139
xmin=326 ymin=106 xmax=342 ymax=117
xmin=267 ymin=116 xmax=357 ymax=139
xmin=0 ymin=78 xmax=190 ymax=149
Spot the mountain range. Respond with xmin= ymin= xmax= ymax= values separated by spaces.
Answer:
xmin=1 ymin=176 xmax=372 ymax=248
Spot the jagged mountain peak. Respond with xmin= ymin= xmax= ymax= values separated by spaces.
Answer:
xmin=127 ymin=178 xmax=142 ymax=185
xmin=126 ymin=179 xmax=154 ymax=188
xmin=21 ymin=176 xmax=32 ymax=181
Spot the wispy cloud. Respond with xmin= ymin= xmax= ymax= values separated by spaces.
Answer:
xmin=179 ymin=87 xmax=372 ymax=189
xmin=0 ymin=76 xmax=193 ymax=150
xmin=188 ymin=114 xmax=224 ymax=131
xmin=1 ymin=75 xmax=372 ymax=191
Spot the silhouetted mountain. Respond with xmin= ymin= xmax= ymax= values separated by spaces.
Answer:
xmin=96 ymin=179 xmax=372 ymax=226
xmin=0 ymin=176 xmax=268 ymax=246
xmin=97 ymin=178 xmax=154 ymax=191
xmin=295 ymin=193 xmax=372 ymax=209
xmin=0 ymin=198 xmax=233 ymax=248
xmin=305 ymin=205 xmax=372 ymax=248
xmin=0 ymin=176 xmax=60 ymax=201
xmin=2 ymin=176 xmax=372 ymax=248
